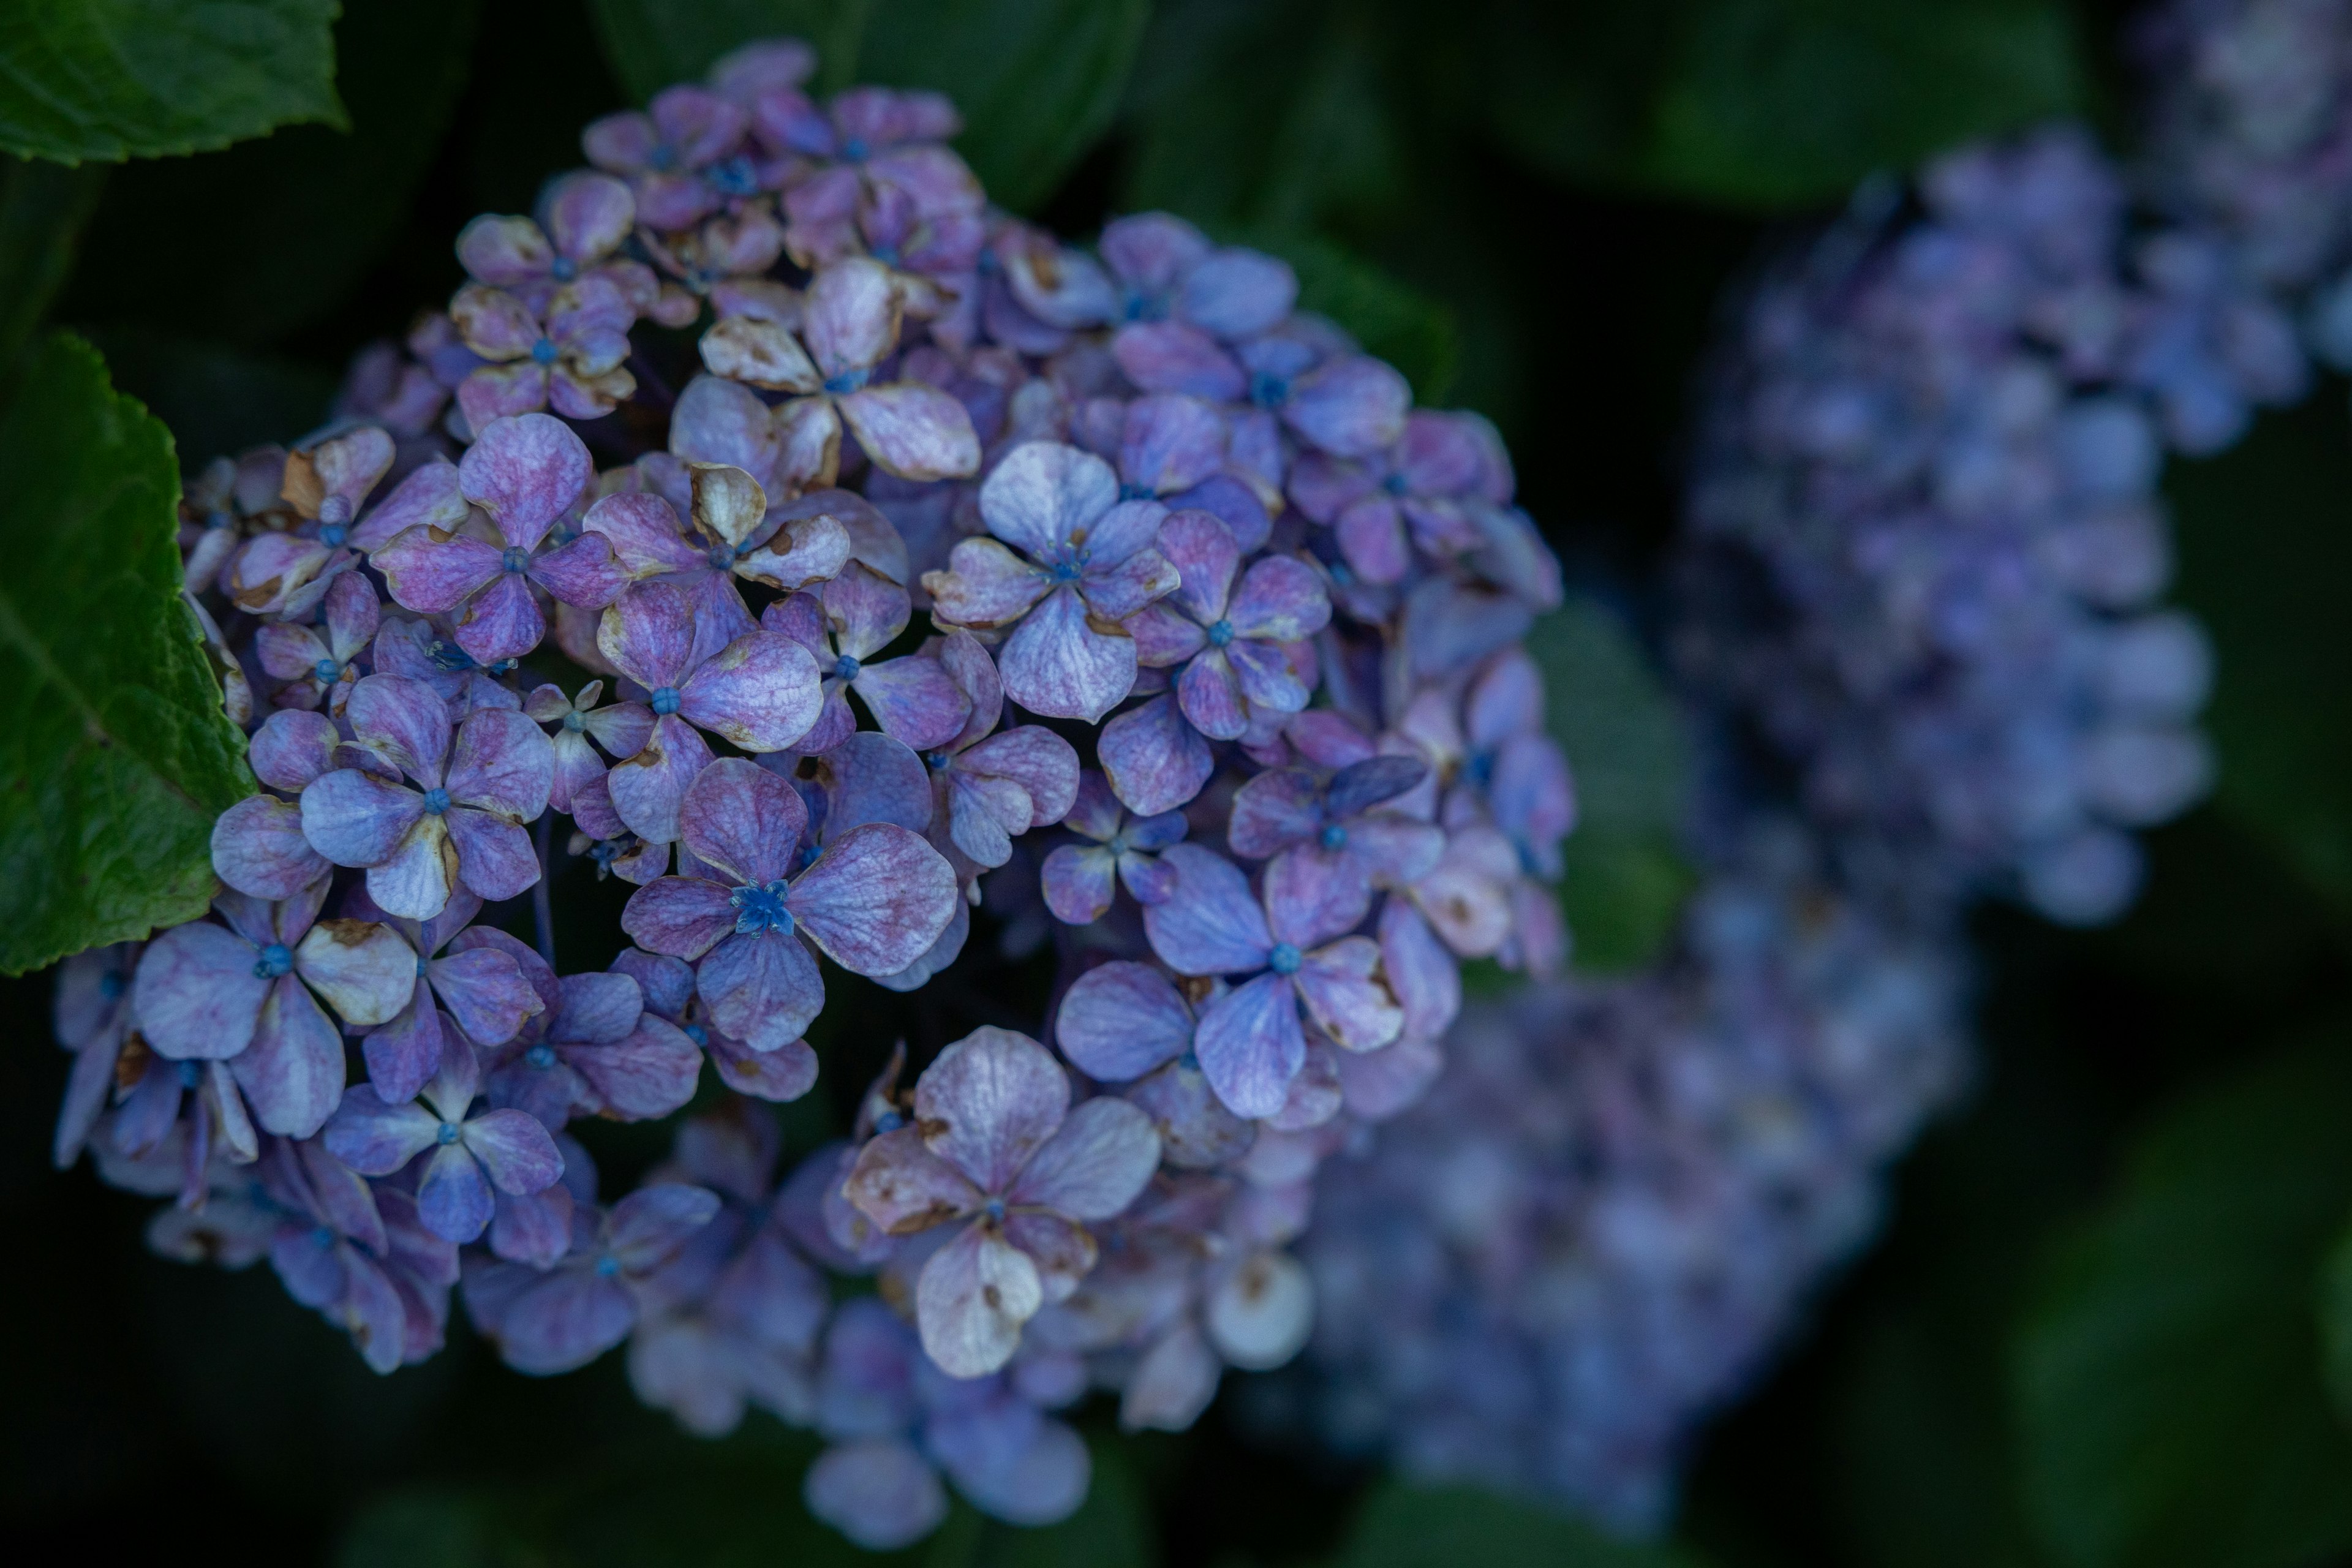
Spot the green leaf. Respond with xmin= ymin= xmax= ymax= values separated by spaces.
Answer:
xmin=2165 ymin=387 xmax=2352 ymax=921
xmin=0 ymin=156 xmax=106 ymax=369
xmin=0 ymin=0 xmax=343 ymax=164
xmin=1483 ymin=0 xmax=2084 ymax=209
xmin=62 ymin=0 xmax=480 ymax=348
xmin=338 ymin=1487 xmax=528 ymax=1568
xmin=0 ymin=333 xmax=251 ymax=975
xmin=1219 ymin=227 xmax=1456 ymax=404
xmin=1525 ymin=594 xmax=1697 ymax=976
xmin=587 ymin=0 xmax=1146 ymax=213
xmin=2011 ymin=1032 xmax=2352 ymax=1568
xmin=2323 ymin=1216 xmax=2352 ymax=1429
xmin=1336 ymin=1480 xmax=1705 ymax=1568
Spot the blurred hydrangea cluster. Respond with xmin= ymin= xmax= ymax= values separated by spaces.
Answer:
xmin=50 ymin=36 xmax=1574 ymax=1550
xmin=1281 ymin=0 xmax=2352 ymax=1531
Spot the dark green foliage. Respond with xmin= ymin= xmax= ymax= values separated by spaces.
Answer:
xmin=0 ymin=333 xmax=251 ymax=974
xmin=1528 ymin=596 xmax=1697 ymax=976
xmin=61 ymin=0 xmax=481 ymax=349
xmin=0 ymin=157 xmax=106 ymax=369
xmin=0 ymin=0 xmax=343 ymax=164
xmin=2012 ymin=1035 xmax=2352 ymax=1568
xmin=2167 ymin=385 xmax=2352 ymax=922
xmin=1336 ymin=1480 xmax=1707 ymax=1568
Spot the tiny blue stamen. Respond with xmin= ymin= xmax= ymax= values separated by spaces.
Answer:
xmin=530 ymin=337 xmax=559 ymax=367
xmin=924 ymin=750 xmax=951 ymax=772
xmin=99 ymin=972 xmax=125 ymax=1000
xmin=549 ymin=255 xmax=578 ymax=282
xmin=485 ymin=658 xmax=518 ymax=676
xmin=205 ymin=509 xmax=235 ymax=530
xmin=428 ymin=640 xmax=477 ymax=673
xmin=1268 ymin=942 xmax=1303 ymax=976
xmin=595 ymin=1254 xmax=621 ymax=1278
xmin=502 ymin=546 xmax=530 ymax=574
xmin=793 ymin=842 xmax=820 ymax=873
xmin=526 ymin=1044 xmax=557 ymax=1069
xmin=313 ymin=658 xmax=341 ymax=683
xmin=704 ymin=155 xmax=758 ymax=197
xmin=1050 ymin=559 xmax=1083 ymax=583
xmin=435 ymin=1122 xmax=460 ymax=1145
xmin=1319 ymin=821 xmax=1349 ymax=851
xmin=707 ymin=545 xmax=736 ymax=570
xmin=312 ymin=1225 xmax=336 ymax=1249
xmin=833 ymin=655 xmax=861 ymax=681
xmin=421 ymin=787 xmax=451 ymax=816
xmin=650 ymin=687 xmax=682 ymax=716
xmin=982 ymin=1197 xmax=1006 ymax=1223
xmin=870 ymin=241 xmax=902 ymax=266
xmin=1178 ymin=1049 xmax=1200 ymax=1073
xmin=177 ymin=1061 xmax=203 ymax=1088
xmin=1382 ymin=472 xmax=1409 ymax=496
xmin=1105 ymin=834 xmax=1131 ymax=858
xmin=821 ymin=367 xmax=871 ymax=396
xmin=649 ymin=143 xmax=679 ymax=173
xmin=1464 ymin=752 xmax=1494 ymax=789
xmin=1250 ymin=370 xmax=1290 ymax=409
xmin=841 ymin=136 xmax=870 ymax=162
xmin=318 ymin=524 xmax=348 ymax=547
xmin=562 ymin=710 xmax=587 ymax=732
xmin=1118 ymin=483 xmax=1153 ymax=502
xmin=1206 ymin=619 xmax=1235 ymax=647
xmin=254 ymin=943 xmax=294 ymax=979
xmin=730 ymin=880 xmax=796 ymax=937
xmin=415 ymin=956 xmax=431 ymax=978
xmin=684 ymin=1024 xmax=709 ymax=1047
xmin=874 ymin=1109 xmax=904 ymax=1133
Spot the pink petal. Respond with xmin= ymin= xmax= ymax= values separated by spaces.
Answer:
xmin=582 ymin=491 xmax=704 ymax=578
xmin=530 ymin=531 xmax=628 ymax=608
xmin=352 ymin=459 xmax=467 ymax=554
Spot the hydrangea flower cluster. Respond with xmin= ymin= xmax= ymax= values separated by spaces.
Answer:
xmin=1286 ymin=817 xmax=1966 ymax=1531
xmin=1677 ymin=129 xmax=2222 ymax=926
xmin=53 ymin=34 xmax=1572 ymax=1547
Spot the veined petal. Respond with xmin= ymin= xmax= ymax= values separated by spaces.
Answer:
xmin=1295 ymin=937 xmax=1402 ymax=1052
xmin=916 ymin=1223 xmax=1044 ymax=1378
xmin=978 ymin=441 xmax=1118 ymax=558
xmin=1226 ymin=554 xmax=1330 ymax=643
xmin=1142 ymin=844 xmax=1270 ymax=974
xmin=698 ymin=929 xmax=827 ymax=1056
xmin=1040 ymin=844 xmax=1115 ymax=925
xmin=999 ymin=585 xmax=1134 ymax=723
xmin=786 ymin=823 xmax=958 ymax=975
xmin=1010 ymin=1096 xmax=1158 ymax=1219
xmin=679 ymin=756 xmax=805 ymax=886
xmin=232 ymin=974 xmax=346 ymax=1136
xmin=448 ymin=707 xmax=554 ymax=820
xmin=1054 ymin=960 xmax=1195 ymax=1083
xmin=839 ymin=385 xmax=981 ymax=481
xmin=446 ymin=809 xmax=540 ymax=902
xmin=293 ymin=919 xmax=414 ymax=1027
xmin=460 ymin=412 xmax=593 ymax=551
xmin=1192 ymin=973 xmax=1305 ymax=1120
xmin=620 ymin=875 xmax=739 ymax=959
xmin=844 ymin=1125 xmax=984 ymax=1233
xmin=213 ymin=794 xmax=330 ymax=899
xmin=915 ymin=1025 xmax=1068 ymax=1193
xmin=680 ymin=631 xmax=822 ymax=752
xmin=1112 ymin=322 xmax=1245 ymax=401
xmin=608 ymin=714 xmax=714 ymax=843
xmin=134 ymin=921 xmax=268 ymax=1061
xmin=366 ymin=815 xmax=459 ymax=921
xmin=300 ymin=769 xmax=424 ymax=868
xmin=921 ymin=537 xmax=1048 ymax=628
xmin=1098 ymin=695 xmax=1215 ymax=818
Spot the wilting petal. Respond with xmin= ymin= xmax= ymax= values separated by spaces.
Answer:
xmin=292 ymin=919 xmax=413 ymax=1027
xmin=352 ymin=458 xmax=467 ymax=552
xmin=1099 ymin=695 xmax=1215 ymax=817
xmin=1412 ymin=827 xmax=1516 ymax=957
xmin=845 ymin=1125 xmax=984 ymax=1233
xmin=460 ymin=412 xmax=592 ymax=551
xmin=680 ymin=631 xmax=822 ymax=752
xmin=1205 ymin=1250 xmax=1314 ymax=1369
xmin=671 ymin=374 xmax=782 ymax=486
xmin=134 ymin=922 xmax=268 ymax=1060
xmin=1112 ymin=322 xmax=1245 ymax=401
xmin=1041 ymin=843 xmax=1116 ymax=924
xmin=1142 ymin=844 xmax=1270 ymax=974
xmin=598 ymin=581 xmax=698 ymax=692
xmin=1126 ymin=1058 xmax=1256 ymax=1169
xmin=707 ymin=1032 xmax=818 ymax=1101
xmin=1192 ymin=972 xmax=1305 ymax=1119
xmin=1283 ymin=356 xmax=1410 ymax=457
xmin=700 ymin=314 xmax=821 ymax=390
xmin=1055 ymin=961 xmax=1193 ymax=1082
xmin=608 ymin=714 xmax=715 ymax=843
xmin=921 ymin=537 xmax=1047 ymax=627
xmin=916 ymin=1221 xmax=1044 ymax=1378
xmin=839 ymin=384 xmax=981 ymax=481
xmin=232 ymin=974 xmax=345 ymax=1136
xmin=736 ymin=511 xmax=853 ymax=594
xmin=978 ymin=441 xmax=1117 ymax=557
xmin=805 ymin=1439 xmax=948 ymax=1553
xmin=1009 ymin=1097 xmax=1159 ymax=1219
xmin=372 ymin=529 xmax=503 ymax=619
xmin=914 ymin=1025 xmax=1068 ymax=1193
xmin=1294 ymin=937 xmax=1402 ymax=1052
xmin=620 ymin=875 xmax=738 ymax=959
xmin=1000 ymin=584 xmax=1134 ymax=722
xmin=786 ymin=823 xmax=957 ymax=975
xmin=213 ymin=794 xmax=330 ymax=899
xmin=1079 ymin=545 xmax=1179 ymax=622
xmin=999 ymin=1209 xmax=1097 ymax=1302
xmin=679 ymin=756 xmax=805 ymax=886
xmin=698 ymin=929 xmax=826 ymax=1052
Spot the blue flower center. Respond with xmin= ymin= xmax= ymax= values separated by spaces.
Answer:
xmin=873 ymin=1109 xmax=903 ymax=1133
xmin=530 ymin=337 xmax=559 ymax=367
xmin=1178 ymin=1049 xmax=1200 ymax=1073
xmin=1205 ymin=619 xmax=1235 ymax=647
xmin=982 ymin=1197 xmax=1007 ymax=1223
xmin=589 ymin=839 xmax=624 ymax=869
xmin=648 ymin=143 xmax=679 ymax=173
xmin=707 ymin=544 xmax=738 ymax=570
xmin=421 ymin=787 xmax=451 ymax=815
xmin=176 ymin=1061 xmax=202 ymax=1089
xmin=1330 ymin=561 xmax=1355 ymax=586
xmin=503 ymin=547 xmax=530 ymax=574
xmin=1464 ymin=751 xmax=1494 ymax=789
xmin=485 ymin=658 xmax=519 ymax=676
xmin=311 ymin=1225 xmax=336 ymax=1249
xmin=313 ymin=658 xmax=341 ymax=683
xmin=650 ymin=687 xmax=682 ymax=716
xmin=99 ymin=972 xmax=125 ymax=1000
xmin=870 ymin=241 xmax=901 ymax=266
xmin=923 ymin=750 xmax=951 ymax=772
xmin=684 ymin=1024 xmax=708 ymax=1046
xmin=1118 ymin=482 xmax=1153 ymax=502
xmin=205 ymin=509 xmax=235 ymax=530
xmin=254 ymin=943 xmax=294 ymax=979
xmin=1517 ymin=840 xmax=1540 ymax=877
xmin=1382 ymin=472 xmax=1410 ymax=496
xmin=428 ymin=639 xmax=477 ymax=673
xmin=526 ymin=1044 xmax=557 ymax=1069
xmin=318 ymin=523 xmax=348 ymax=547
xmin=562 ymin=710 xmax=587 ymax=733
xmin=975 ymin=248 xmax=1000 ymax=278
xmin=1105 ymin=833 xmax=1131 ymax=857
xmin=1268 ymin=942 xmax=1303 ymax=976
xmin=833 ymin=654 xmax=861 ymax=681
xmin=822 ymin=367 xmax=871 ymax=396
xmin=415 ymin=956 xmax=431 ymax=978
xmin=436 ymin=1123 xmax=461 ymax=1145
xmin=549 ymin=255 xmax=579 ymax=282
xmin=705 ymin=154 xmax=759 ymax=197
xmin=840 ymin=136 xmax=870 ymax=162
xmin=793 ymin=841 xmax=821 ymax=873
xmin=1250 ymin=370 xmax=1291 ymax=409
xmin=595 ymin=1254 xmax=621 ymax=1278
xmin=731 ymin=880 xmax=796 ymax=937
xmin=1319 ymin=821 xmax=1349 ymax=851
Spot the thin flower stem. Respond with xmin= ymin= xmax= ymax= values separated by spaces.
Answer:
xmin=532 ymin=812 xmax=556 ymax=968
